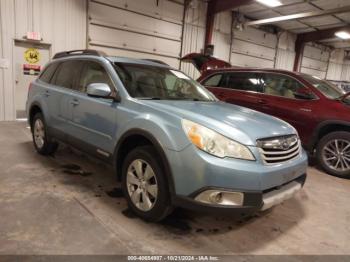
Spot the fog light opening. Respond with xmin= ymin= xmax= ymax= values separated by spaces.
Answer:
xmin=209 ymin=192 xmax=223 ymax=204
xmin=194 ymin=190 xmax=244 ymax=206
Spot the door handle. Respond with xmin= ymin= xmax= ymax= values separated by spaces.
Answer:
xmin=257 ymin=99 xmax=268 ymax=105
xmin=70 ymin=99 xmax=80 ymax=106
xmin=44 ymin=90 xmax=50 ymax=97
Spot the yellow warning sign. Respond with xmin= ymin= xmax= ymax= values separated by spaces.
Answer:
xmin=24 ymin=48 xmax=40 ymax=64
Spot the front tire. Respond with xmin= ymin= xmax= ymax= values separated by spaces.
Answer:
xmin=31 ymin=112 xmax=58 ymax=155
xmin=317 ymin=131 xmax=350 ymax=178
xmin=121 ymin=146 xmax=172 ymax=222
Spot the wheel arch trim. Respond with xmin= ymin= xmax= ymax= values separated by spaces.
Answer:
xmin=309 ymin=120 xmax=350 ymax=151
xmin=113 ymin=128 xmax=176 ymax=197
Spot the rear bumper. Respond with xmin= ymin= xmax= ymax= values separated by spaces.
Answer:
xmin=173 ymin=173 xmax=306 ymax=214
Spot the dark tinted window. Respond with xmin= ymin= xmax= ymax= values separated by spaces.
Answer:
xmin=53 ymin=61 xmax=83 ymax=90
xmin=79 ymin=61 xmax=113 ymax=93
xmin=39 ymin=63 xmax=59 ymax=83
xmin=203 ymin=74 xmax=224 ymax=87
xmin=261 ymin=73 xmax=304 ymax=99
xmin=225 ymin=72 xmax=261 ymax=92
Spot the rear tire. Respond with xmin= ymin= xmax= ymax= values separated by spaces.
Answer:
xmin=31 ymin=112 xmax=58 ymax=155
xmin=316 ymin=131 xmax=350 ymax=178
xmin=121 ymin=146 xmax=172 ymax=222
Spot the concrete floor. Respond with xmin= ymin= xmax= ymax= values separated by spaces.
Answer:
xmin=0 ymin=121 xmax=349 ymax=255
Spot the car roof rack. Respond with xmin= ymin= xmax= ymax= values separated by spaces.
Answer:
xmin=142 ymin=59 xmax=169 ymax=66
xmin=53 ymin=49 xmax=107 ymax=59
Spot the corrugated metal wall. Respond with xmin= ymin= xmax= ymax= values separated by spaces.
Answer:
xmin=88 ymin=0 xmax=184 ymax=68
xmin=341 ymin=62 xmax=350 ymax=82
xmin=0 ymin=0 xmax=15 ymax=121
xmin=300 ymin=44 xmax=330 ymax=79
xmin=0 ymin=0 xmax=86 ymax=121
xmin=327 ymin=49 xmax=345 ymax=81
xmin=180 ymin=0 xmax=206 ymax=79
xmin=180 ymin=4 xmax=231 ymax=79
xmin=274 ymin=32 xmax=296 ymax=71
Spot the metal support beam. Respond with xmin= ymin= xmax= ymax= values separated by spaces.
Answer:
xmin=297 ymin=26 xmax=350 ymax=43
xmin=245 ymin=6 xmax=350 ymax=26
xmin=211 ymin=0 xmax=254 ymax=14
xmin=205 ymin=0 xmax=253 ymax=47
xmin=293 ymin=26 xmax=350 ymax=72
xmin=293 ymin=40 xmax=305 ymax=72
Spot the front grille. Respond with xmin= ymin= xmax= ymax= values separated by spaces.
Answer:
xmin=257 ymin=135 xmax=300 ymax=164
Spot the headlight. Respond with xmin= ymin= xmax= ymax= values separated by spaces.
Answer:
xmin=182 ymin=119 xmax=255 ymax=160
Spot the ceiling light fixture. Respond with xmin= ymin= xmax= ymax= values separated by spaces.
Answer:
xmin=335 ymin=31 xmax=350 ymax=40
xmin=256 ymin=0 xmax=282 ymax=7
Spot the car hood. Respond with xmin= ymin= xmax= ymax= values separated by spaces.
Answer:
xmin=141 ymin=100 xmax=296 ymax=146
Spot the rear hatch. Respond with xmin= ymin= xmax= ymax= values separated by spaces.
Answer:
xmin=181 ymin=53 xmax=231 ymax=74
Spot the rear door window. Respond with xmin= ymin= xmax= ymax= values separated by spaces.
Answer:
xmin=225 ymin=72 xmax=262 ymax=92
xmin=261 ymin=73 xmax=304 ymax=99
xmin=52 ymin=61 xmax=83 ymax=90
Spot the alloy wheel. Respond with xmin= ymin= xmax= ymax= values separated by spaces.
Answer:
xmin=322 ymin=139 xmax=350 ymax=173
xmin=126 ymin=159 xmax=158 ymax=211
xmin=33 ymin=119 xmax=45 ymax=149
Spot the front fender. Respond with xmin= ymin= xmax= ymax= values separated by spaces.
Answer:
xmin=115 ymin=113 xmax=190 ymax=152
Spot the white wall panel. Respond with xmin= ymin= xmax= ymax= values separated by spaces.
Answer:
xmin=301 ymin=44 xmax=330 ymax=79
xmin=234 ymin=27 xmax=277 ymax=48
xmin=230 ymin=53 xmax=274 ymax=68
xmin=326 ymin=62 xmax=343 ymax=80
xmin=212 ymin=11 xmax=231 ymax=61
xmin=231 ymin=39 xmax=276 ymax=61
xmin=88 ymin=0 xmax=184 ymax=68
xmin=180 ymin=0 xmax=206 ymax=79
xmin=230 ymin=27 xmax=277 ymax=69
xmin=0 ymin=0 xmax=86 ymax=121
xmin=341 ymin=64 xmax=350 ymax=81
xmin=275 ymin=49 xmax=295 ymax=71
xmin=0 ymin=0 xmax=16 ymax=121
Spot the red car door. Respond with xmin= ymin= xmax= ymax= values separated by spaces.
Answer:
xmin=257 ymin=73 xmax=318 ymax=143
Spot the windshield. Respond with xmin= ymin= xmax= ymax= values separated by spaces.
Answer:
xmin=114 ymin=63 xmax=216 ymax=101
xmin=302 ymin=74 xmax=346 ymax=99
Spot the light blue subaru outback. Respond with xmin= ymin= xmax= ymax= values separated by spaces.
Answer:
xmin=27 ymin=50 xmax=307 ymax=221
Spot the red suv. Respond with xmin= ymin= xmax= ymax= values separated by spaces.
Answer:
xmin=182 ymin=54 xmax=350 ymax=178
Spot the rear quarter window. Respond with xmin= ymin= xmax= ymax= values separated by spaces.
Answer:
xmin=39 ymin=63 xmax=59 ymax=84
xmin=203 ymin=74 xmax=224 ymax=87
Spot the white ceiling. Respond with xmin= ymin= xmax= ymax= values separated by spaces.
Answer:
xmin=234 ymin=0 xmax=350 ymax=48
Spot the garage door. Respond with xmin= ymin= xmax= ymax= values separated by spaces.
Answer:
xmin=230 ymin=27 xmax=277 ymax=68
xmin=300 ymin=44 xmax=330 ymax=79
xmin=88 ymin=0 xmax=184 ymax=68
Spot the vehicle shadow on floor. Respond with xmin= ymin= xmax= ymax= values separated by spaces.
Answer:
xmin=20 ymin=140 xmax=307 ymax=253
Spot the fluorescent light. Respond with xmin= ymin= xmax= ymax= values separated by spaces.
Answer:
xmin=335 ymin=31 xmax=350 ymax=40
xmin=256 ymin=0 xmax=282 ymax=7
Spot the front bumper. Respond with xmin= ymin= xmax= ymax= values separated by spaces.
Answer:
xmin=173 ymin=173 xmax=306 ymax=214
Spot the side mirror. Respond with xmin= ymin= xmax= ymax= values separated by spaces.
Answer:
xmin=294 ymin=89 xmax=315 ymax=100
xmin=87 ymin=83 xmax=112 ymax=99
